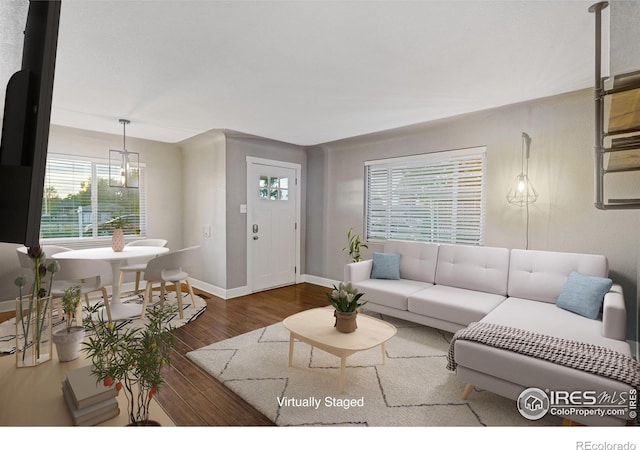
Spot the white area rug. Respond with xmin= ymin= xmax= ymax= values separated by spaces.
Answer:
xmin=0 ymin=291 xmax=207 ymax=355
xmin=186 ymin=311 xmax=563 ymax=427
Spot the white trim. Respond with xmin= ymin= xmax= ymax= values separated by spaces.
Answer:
xmin=194 ymin=276 xmax=333 ymax=300
xmin=0 ymin=300 xmax=14 ymax=313
xmin=364 ymin=146 xmax=486 ymax=167
xmin=246 ymin=157 xmax=302 ymax=293
xmin=48 ymin=152 xmax=147 ymax=167
xmin=301 ymin=274 xmax=340 ymax=289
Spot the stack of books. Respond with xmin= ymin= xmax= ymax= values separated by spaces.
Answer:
xmin=62 ymin=365 xmax=120 ymax=426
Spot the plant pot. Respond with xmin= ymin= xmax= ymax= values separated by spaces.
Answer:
xmin=53 ymin=326 xmax=85 ymax=362
xmin=112 ymin=228 xmax=125 ymax=252
xmin=334 ymin=310 xmax=358 ymax=333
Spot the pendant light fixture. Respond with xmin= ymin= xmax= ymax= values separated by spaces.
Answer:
xmin=109 ymin=118 xmax=139 ymax=188
xmin=506 ymin=132 xmax=537 ymax=207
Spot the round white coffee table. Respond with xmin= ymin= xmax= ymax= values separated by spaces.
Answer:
xmin=283 ymin=307 xmax=397 ymax=392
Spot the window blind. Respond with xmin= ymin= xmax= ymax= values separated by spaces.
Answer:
xmin=41 ymin=154 xmax=146 ymax=242
xmin=365 ymin=147 xmax=486 ymax=245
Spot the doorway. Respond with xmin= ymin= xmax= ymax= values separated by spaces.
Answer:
xmin=246 ymin=157 xmax=301 ymax=292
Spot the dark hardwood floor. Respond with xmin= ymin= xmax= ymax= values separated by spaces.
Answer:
xmin=154 ymin=282 xmax=331 ymax=426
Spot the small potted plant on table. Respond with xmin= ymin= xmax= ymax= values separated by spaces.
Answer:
xmin=53 ymin=285 xmax=85 ymax=362
xmin=327 ymin=282 xmax=367 ymax=333
xmin=82 ymin=303 xmax=176 ymax=425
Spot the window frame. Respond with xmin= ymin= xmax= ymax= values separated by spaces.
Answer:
xmin=364 ymin=146 xmax=486 ymax=246
xmin=39 ymin=152 xmax=147 ymax=246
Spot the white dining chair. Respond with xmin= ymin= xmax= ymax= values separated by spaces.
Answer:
xmin=118 ymin=239 xmax=169 ymax=295
xmin=16 ymin=244 xmax=73 ymax=268
xmin=140 ymin=246 xmax=200 ymax=319
xmin=49 ymin=258 xmax=114 ymax=323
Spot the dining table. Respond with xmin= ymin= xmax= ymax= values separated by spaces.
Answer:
xmin=51 ymin=246 xmax=170 ymax=321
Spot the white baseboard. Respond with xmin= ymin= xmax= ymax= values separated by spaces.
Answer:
xmin=0 ymin=299 xmax=14 ymax=313
xmin=190 ymin=276 xmax=337 ymax=300
xmin=301 ymin=274 xmax=340 ymax=288
xmin=189 ymin=279 xmax=251 ymax=300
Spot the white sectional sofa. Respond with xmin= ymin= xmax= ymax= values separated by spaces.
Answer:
xmin=344 ymin=239 xmax=635 ymax=426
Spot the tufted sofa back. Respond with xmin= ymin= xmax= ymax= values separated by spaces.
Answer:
xmin=383 ymin=239 xmax=439 ymax=283
xmin=507 ymin=249 xmax=608 ymax=303
xmin=435 ymin=243 xmax=510 ymax=295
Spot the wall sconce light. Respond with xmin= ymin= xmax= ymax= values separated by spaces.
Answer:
xmin=507 ymin=132 xmax=537 ymax=207
xmin=109 ymin=118 xmax=139 ymax=189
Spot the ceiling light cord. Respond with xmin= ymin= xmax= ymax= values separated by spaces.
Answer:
xmin=525 ymin=192 xmax=530 ymax=250
xmin=506 ymin=132 xmax=536 ymax=249
xmin=120 ymin=118 xmax=130 ymax=153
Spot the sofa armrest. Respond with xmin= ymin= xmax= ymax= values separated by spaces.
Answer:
xmin=601 ymin=285 xmax=626 ymax=341
xmin=344 ymin=260 xmax=373 ymax=283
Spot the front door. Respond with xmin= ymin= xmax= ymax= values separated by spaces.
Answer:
xmin=247 ymin=158 xmax=299 ymax=292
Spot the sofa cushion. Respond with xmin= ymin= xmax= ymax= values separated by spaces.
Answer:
xmin=370 ymin=252 xmax=401 ymax=280
xmin=408 ymin=285 xmax=506 ymax=326
xmin=383 ymin=240 xmax=439 ymax=283
xmin=507 ymin=249 xmax=608 ymax=304
xmin=556 ymin=271 xmax=613 ymax=320
xmin=434 ymin=244 xmax=510 ymax=295
xmin=353 ymin=278 xmax=430 ymax=310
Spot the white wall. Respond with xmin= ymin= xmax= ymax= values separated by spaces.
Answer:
xmin=179 ymin=130 xmax=227 ymax=290
xmin=0 ymin=124 xmax=183 ymax=305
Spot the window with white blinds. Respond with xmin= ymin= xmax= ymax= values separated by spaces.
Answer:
xmin=365 ymin=147 xmax=486 ymax=245
xmin=40 ymin=154 xmax=146 ymax=241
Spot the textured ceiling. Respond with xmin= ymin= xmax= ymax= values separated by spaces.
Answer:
xmin=7 ymin=0 xmax=605 ymax=146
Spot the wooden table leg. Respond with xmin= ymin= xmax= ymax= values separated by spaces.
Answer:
xmin=288 ymin=332 xmax=294 ymax=367
xmin=339 ymin=356 xmax=346 ymax=393
xmin=381 ymin=342 xmax=386 ymax=364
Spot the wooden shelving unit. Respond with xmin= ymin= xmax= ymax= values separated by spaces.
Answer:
xmin=591 ymin=2 xmax=640 ymax=209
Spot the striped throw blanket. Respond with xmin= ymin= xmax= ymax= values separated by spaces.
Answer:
xmin=446 ymin=321 xmax=640 ymax=391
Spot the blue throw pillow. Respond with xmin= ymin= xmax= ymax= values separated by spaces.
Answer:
xmin=370 ymin=252 xmax=401 ymax=280
xmin=556 ymin=271 xmax=612 ymax=320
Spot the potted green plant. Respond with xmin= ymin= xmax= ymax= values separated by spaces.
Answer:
xmin=343 ymin=228 xmax=368 ymax=262
xmin=52 ymin=285 xmax=85 ymax=362
xmin=82 ymin=303 xmax=176 ymax=425
xmin=326 ymin=282 xmax=367 ymax=333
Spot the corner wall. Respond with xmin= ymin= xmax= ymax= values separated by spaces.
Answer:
xmin=180 ymin=130 xmax=227 ymax=290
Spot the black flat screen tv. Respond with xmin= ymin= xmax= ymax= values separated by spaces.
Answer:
xmin=0 ymin=0 xmax=61 ymax=246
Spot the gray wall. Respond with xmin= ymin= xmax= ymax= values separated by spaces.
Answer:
xmin=0 ymin=124 xmax=183 ymax=305
xmin=178 ymin=130 xmax=307 ymax=292
xmin=305 ymin=88 xmax=639 ymax=341
xmin=225 ymin=132 xmax=307 ymax=289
